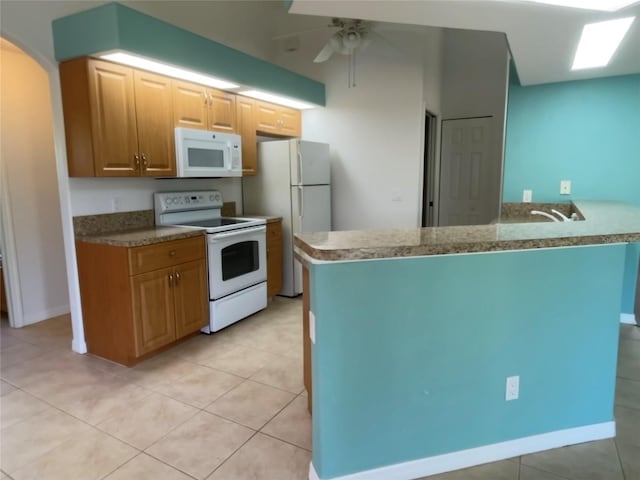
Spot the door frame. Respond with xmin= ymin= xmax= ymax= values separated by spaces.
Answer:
xmin=0 ymin=158 xmax=24 ymax=327
xmin=421 ymin=110 xmax=440 ymax=227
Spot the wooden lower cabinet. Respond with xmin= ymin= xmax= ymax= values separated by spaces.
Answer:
xmin=76 ymin=236 xmax=208 ymax=366
xmin=266 ymin=219 xmax=283 ymax=298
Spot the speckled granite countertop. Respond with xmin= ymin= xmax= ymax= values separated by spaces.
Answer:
xmin=295 ymin=201 xmax=640 ymax=262
xmin=76 ymin=226 xmax=204 ymax=247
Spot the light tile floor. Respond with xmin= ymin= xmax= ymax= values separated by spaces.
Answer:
xmin=0 ymin=300 xmax=638 ymax=480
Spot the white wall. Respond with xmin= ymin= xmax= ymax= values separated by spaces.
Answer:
xmin=0 ymin=43 xmax=70 ymax=324
xmin=275 ymin=25 xmax=442 ymax=230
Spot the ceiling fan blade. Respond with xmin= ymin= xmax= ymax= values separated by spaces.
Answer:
xmin=314 ymin=42 xmax=335 ymax=63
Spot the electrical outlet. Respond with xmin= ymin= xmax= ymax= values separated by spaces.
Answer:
xmin=522 ymin=190 xmax=532 ymax=203
xmin=506 ymin=375 xmax=519 ymax=401
xmin=560 ymin=180 xmax=571 ymax=195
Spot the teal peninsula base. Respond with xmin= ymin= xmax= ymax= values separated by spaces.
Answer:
xmin=304 ymin=244 xmax=626 ymax=480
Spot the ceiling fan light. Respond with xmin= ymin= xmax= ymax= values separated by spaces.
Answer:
xmin=342 ymin=31 xmax=361 ymax=49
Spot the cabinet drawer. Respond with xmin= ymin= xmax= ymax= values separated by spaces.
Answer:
xmin=129 ymin=236 xmax=205 ymax=275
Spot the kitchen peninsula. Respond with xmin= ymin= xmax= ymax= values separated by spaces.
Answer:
xmin=295 ymin=201 xmax=640 ymax=480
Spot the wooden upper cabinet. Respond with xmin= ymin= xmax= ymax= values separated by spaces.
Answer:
xmin=172 ymin=80 xmax=208 ymax=130
xmin=134 ymin=71 xmax=176 ymax=177
xmin=236 ymin=96 xmax=257 ymax=176
xmin=172 ymin=81 xmax=237 ymax=133
xmin=208 ymin=89 xmax=237 ymax=133
xmin=60 ymin=57 xmax=303 ymax=178
xmin=60 ymin=57 xmax=176 ymax=177
xmin=255 ymin=100 xmax=301 ymax=137
xmin=87 ymin=60 xmax=139 ymax=176
xmin=279 ymin=107 xmax=301 ymax=137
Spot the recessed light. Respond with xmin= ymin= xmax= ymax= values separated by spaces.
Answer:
xmin=519 ymin=1 xmax=640 ymax=12
xmin=239 ymin=90 xmax=317 ymax=110
xmin=99 ymin=51 xmax=239 ymax=90
xmin=571 ymin=17 xmax=635 ymax=70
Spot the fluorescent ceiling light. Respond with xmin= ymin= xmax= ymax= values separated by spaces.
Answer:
xmin=517 ymin=1 xmax=640 ymax=11
xmin=571 ymin=17 xmax=635 ymax=70
xmin=239 ymin=90 xmax=317 ymax=110
xmin=99 ymin=51 xmax=239 ymax=89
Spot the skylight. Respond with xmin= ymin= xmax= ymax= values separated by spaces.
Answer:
xmin=519 ymin=0 xmax=640 ymax=11
xmin=571 ymin=17 xmax=635 ymax=70
xmin=99 ymin=51 xmax=239 ymax=90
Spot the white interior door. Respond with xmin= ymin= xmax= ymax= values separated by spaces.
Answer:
xmin=439 ymin=117 xmax=498 ymax=226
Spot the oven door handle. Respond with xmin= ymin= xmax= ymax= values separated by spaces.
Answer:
xmin=209 ymin=225 xmax=266 ymax=241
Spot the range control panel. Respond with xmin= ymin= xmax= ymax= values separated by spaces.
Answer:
xmin=154 ymin=190 xmax=223 ymax=212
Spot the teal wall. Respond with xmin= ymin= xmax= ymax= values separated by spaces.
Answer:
xmin=503 ymin=74 xmax=640 ymax=204
xmin=310 ymin=245 xmax=625 ymax=478
xmin=52 ymin=2 xmax=326 ymax=106
xmin=503 ymin=74 xmax=640 ymax=315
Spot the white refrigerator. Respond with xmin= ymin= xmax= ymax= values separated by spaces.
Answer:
xmin=243 ymin=139 xmax=331 ymax=297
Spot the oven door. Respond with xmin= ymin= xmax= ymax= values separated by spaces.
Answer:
xmin=207 ymin=226 xmax=267 ymax=299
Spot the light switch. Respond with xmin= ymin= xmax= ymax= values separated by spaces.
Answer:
xmin=522 ymin=190 xmax=532 ymax=203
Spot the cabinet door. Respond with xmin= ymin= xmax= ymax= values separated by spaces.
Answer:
xmin=208 ymin=89 xmax=237 ymax=133
xmin=255 ymin=101 xmax=279 ymax=134
xmin=131 ymin=267 xmax=176 ymax=356
xmin=172 ymin=80 xmax=208 ymax=130
xmin=88 ymin=60 xmax=139 ymax=176
xmin=266 ymin=220 xmax=283 ymax=298
xmin=279 ymin=107 xmax=301 ymax=137
xmin=173 ymin=260 xmax=209 ymax=338
xmin=236 ymin=96 xmax=257 ymax=176
xmin=134 ymin=71 xmax=176 ymax=177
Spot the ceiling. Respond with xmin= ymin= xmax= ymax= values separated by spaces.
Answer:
xmin=288 ymin=0 xmax=640 ymax=85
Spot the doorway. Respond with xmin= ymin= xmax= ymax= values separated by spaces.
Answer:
xmin=0 ymin=36 xmax=70 ymax=330
xmin=421 ymin=110 xmax=438 ymax=227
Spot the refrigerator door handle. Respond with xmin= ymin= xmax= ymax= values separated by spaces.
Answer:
xmin=297 ymin=150 xmax=303 ymax=185
xmin=298 ymin=186 xmax=304 ymax=219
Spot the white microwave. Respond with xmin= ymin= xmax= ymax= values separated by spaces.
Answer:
xmin=175 ymin=127 xmax=242 ymax=177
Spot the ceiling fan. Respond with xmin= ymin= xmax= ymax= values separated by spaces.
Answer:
xmin=313 ymin=18 xmax=373 ymax=63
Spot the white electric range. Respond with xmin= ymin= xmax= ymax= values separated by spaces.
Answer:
xmin=154 ymin=190 xmax=267 ymax=333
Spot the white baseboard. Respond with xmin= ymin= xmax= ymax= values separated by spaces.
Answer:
xmin=308 ymin=421 xmax=615 ymax=480
xmin=620 ymin=313 xmax=637 ymax=325
xmin=22 ymin=305 xmax=70 ymax=326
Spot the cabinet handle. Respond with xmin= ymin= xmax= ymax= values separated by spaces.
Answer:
xmin=134 ymin=154 xmax=140 ymax=169
xmin=175 ymin=271 xmax=181 ymax=285
xmin=141 ymin=154 xmax=148 ymax=170
xmin=169 ymin=250 xmax=176 ymax=256
xmin=168 ymin=273 xmax=174 ymax=286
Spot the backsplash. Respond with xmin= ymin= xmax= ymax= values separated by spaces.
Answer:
xmin=73 ymin=210 xmax=154 ymax=236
